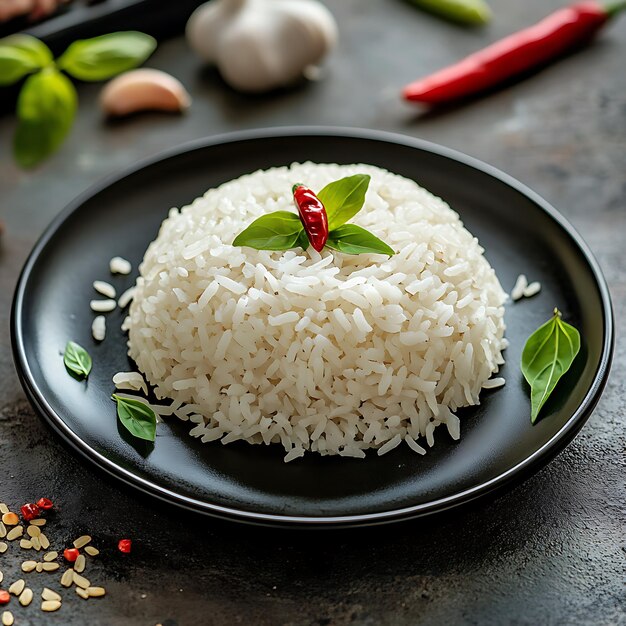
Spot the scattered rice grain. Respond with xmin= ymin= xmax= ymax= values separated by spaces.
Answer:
xmin=92 ymin=315 xmax=106 ymax=341
xmin=76 ymin=587 xmax=89 ymax=600
xmin=72 ymin=572 xmax=90 ymax=589
xmin=27 ymin=525 xmax=40 ymax=538
xmin=523 ymin=281 xmax=541 ymax=298
xmin=510 ymin=274 xmax=527 ymax=301
xmin=74 ymin=554 xmax=86 ymax=573
xmin=118 ymin=286 xmax=136 ymax=309
xmin=42 ymin=588 xmax=61 ymax=602
xmin=93 ymin=280 xmax=116 ymax=298
xmin=87 ymin=587 xmax=106 ymax=598
xmin=8 ymin=580 xmax=25 ymax=596
xmin=73 ymin=535 xmax=91 ymax=549
xmin=19 ymin=587 xmax=33 ymax=607
xmin=90 ymin=299 xmax=116 ymax=313
xmin=41 ymin=600 xmax=62 ymax=612
xmin=42 ymin=562 xmax=60 ymax=572
xmin=60 ymin=569 xmax=74 ymax=587
xmin=110 ymin=256 xmax=132 ymax=274
xmin=7 ymin=527 xmax=23 ymax=541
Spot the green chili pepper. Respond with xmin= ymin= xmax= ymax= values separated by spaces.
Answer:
xmin=407 ymin=0 xmax=492 ymax=25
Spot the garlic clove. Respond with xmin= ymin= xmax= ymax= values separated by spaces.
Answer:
xmin=186 ymin=0 xmax=247 ymax=63
xmin=100 ymin=69 xmax=191 ymax=117
xmin=281 ymin=0 xmax=338 ymax=54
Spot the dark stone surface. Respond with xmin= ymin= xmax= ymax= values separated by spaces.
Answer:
xmin=0 ymin=1 xmax=624 ymax=624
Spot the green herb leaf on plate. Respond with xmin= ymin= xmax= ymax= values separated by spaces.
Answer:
xmin=57 ymin=31 xmax=156 ymax=81
xmin=326 ymin=224 xmax=395 ymax=256
xmin=317 ymin=174 xmax=371 ymax=231
xmin=521 ymin=308 xmax=581 ymax=423
xmin=14 ymin=67 xmax=77 ymax=168
xmin=111 ymin=394 xmax=157 ymax=442
xmin=63 ymin=341 xmax=92 ymax=378
xmin=233 ymin=211 xmax=305 ymax=251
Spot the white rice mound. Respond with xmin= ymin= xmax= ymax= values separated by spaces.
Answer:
xmin=124 ymin=163 xmax=507 ymax=461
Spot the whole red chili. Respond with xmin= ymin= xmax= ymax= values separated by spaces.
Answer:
xmin=37 ymin=497 xmax=54 ymax=510
xmin=63 ymin=548 xmax=80 ymax=562
xmin=0 ymin=590 xmax=10 ymax=605
xmin=403 ymin=1 xmax=626 ymax=105
xmin=292 ymin=183 xmax=329 ymax=252
xmin=20 ymin=503 xmax=41 ymax=521
xmin=118 ymin=538 xmax=132 ymax=554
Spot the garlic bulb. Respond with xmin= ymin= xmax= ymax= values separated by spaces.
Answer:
xmin=186 ymin=0 xmax=338 ymax=93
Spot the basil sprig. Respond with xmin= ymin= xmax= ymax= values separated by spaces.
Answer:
xmin=233 ymin=174 xmax=394 ymax=256
xmin=0 ymin=32 xmax=156 ymax=167
xmin=63 ymin=341 xmax=92 ymax=378
xmin=112 ymin=394 xmax=157 ymax=442
xmin=521 ymin=308 xmax=581 ymax=423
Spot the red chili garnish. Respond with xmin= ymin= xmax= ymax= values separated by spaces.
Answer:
xmin=292 ymin=183 xmax=329 ymax=252
xmin=63 ymin=548 xmax=80 ymax=562
xmin=37 ymin=498 xmax=54 ymax=510
xmin=0 ymin=590 xmax=10 ymax=605
xmin=118 ymin=538 xmax=132 ymax=554
xmin=403 ymin=1 xmax=625 ymax=105
xmin=20 ymin=503 xmax=41 ymax=521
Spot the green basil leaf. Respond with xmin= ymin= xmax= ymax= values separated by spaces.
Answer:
xmin=14 ymin=68 xmax=77 ymax=168
xmin=112 ymin=394 xmax=157 ymax=442
xmin=0 ymin=35 xmax=53 ymax=85
xmin=57 ymin=31 xmax=156 ymax=81
xmin=63 ymin=341 xmax=92 ymax=378
xmin=317 ymin=174 xmax=371 ymax=231
xmin=2 ymin=34 xmax=53 ymax=65
xmin=233 ymin=211 xmax=304 ymax=251
xmin=521 ymin=309 xmax=581 ymax=423
xmin=326 ymin=224 xmax=395 ymax=256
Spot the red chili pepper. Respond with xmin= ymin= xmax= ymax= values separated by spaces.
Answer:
xmin=292 ymin=184 xmax=329 ymax=252
xmin=63 ymin=548 xmax=80 ymax=562
xmin=118 ymin=538 xmax=132 ymax=554
xmin=20 ymin=503 xmax=41 ymax=521
xmin=403 ymin=1 xmax=625 ymax=105
xmin=37 ymin=498 xmax=54 ymax=510
xmin=0 ymin=590 xmax=10 ymax=605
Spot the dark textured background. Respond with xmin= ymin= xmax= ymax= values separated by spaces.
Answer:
xmin=1 ymin=1 xmax=625 ymax=624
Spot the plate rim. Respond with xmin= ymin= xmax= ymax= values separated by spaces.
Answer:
xmin=11 ymin=126 xmax=615 ymax=527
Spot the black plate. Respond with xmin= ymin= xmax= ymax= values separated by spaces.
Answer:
xmin=11 ymin=128 xmax=614 ymax=527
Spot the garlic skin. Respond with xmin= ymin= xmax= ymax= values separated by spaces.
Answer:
xmin=100 ymin=69 xmax=191 ymax=117
xmin=186 ymin=0 xmax=338 ymax=93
